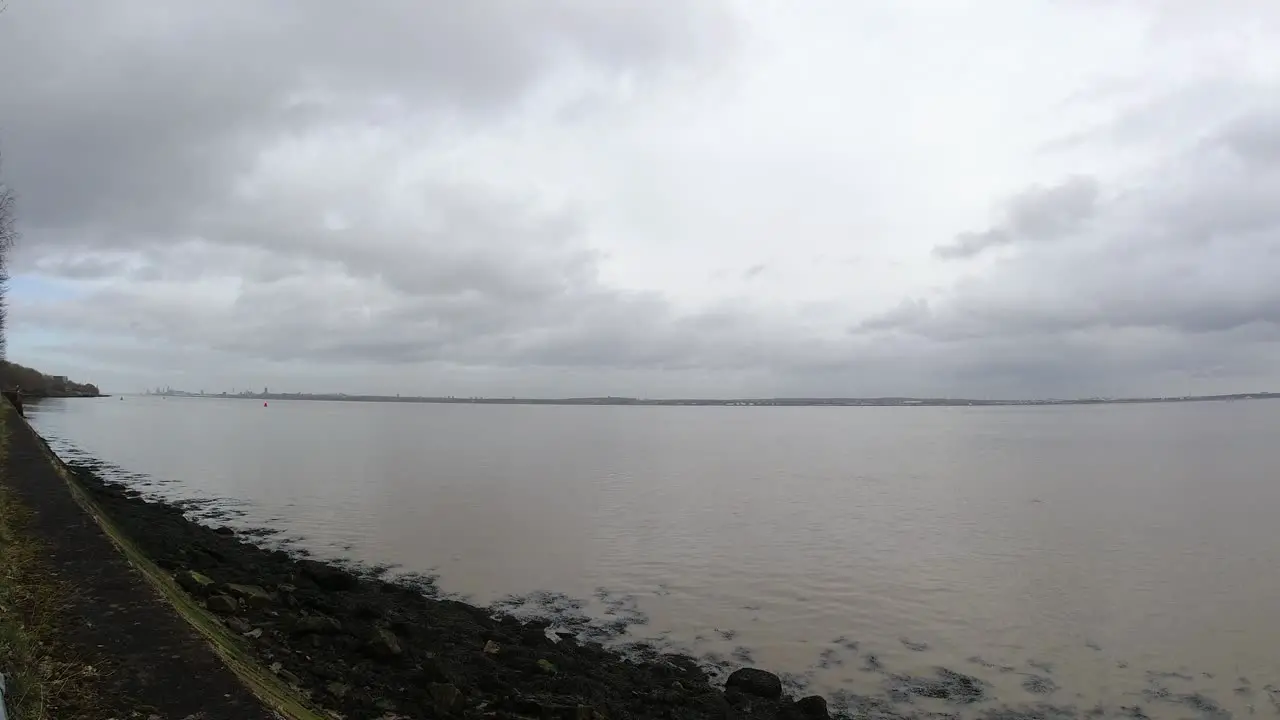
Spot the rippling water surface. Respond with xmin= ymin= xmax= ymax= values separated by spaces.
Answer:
xmin=28 ymin=396 xmax=1280 ymax=717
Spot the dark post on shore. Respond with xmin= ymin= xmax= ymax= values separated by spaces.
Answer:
xmin=3 ymin=389 xmax=23 ymax=417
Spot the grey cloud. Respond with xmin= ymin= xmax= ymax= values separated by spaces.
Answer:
xmin=867 ymin=100 xmax=1280 ymax=390
xmin=0 ymin=0 xmax=734 ymax=237
xmin=854 ymin=297 xmax=930 ymax=333
xmin=933 ymin=176 xmax=1099 ymax=260
xmin=933 ymin=229 xmax=1011 ymax=260
xmin=1213 ymin=105 xmax=1280 ymax=165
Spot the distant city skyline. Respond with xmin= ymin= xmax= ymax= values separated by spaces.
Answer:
xmin=139 ymin=385 xmax=1280 ymax=409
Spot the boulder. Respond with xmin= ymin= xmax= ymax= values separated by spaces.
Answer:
xmin=326 ymin=682 xmax=350 ymax=699
xmin=205 ymin=594 xmax=238 ymax=615
xmin=267 ymin=661 xmax=302 ymax=686
xmin=300 ymin=560 xmax=359 ymax=591
xmin=224 ymin=583 xmax=273 ymax=609
xmin=429 ymin=683 xmax=464 ymax=713
xmin=421 ymin=655 xmax=454 ymax=684
xmin=177 ymin=570 xmax=216 ymax=596
xmin=366 ymin=627 xmax=402 ymax=658
xmin=726 ymin=667 xmax=783 ymax=699
xmin=223 ymin=616 xmax=253 ymax=635
xmin=779 ymin=695 xmax=830 ymax=719
xmin=292 ymin=615 xmax=342 ymax=635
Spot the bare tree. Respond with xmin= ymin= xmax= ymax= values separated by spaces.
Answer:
xmin=0 ymin=152 xmax=18 ymax=362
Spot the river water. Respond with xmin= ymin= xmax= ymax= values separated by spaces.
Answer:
xmin=27 ymin=396 xmax=1280 ymax=717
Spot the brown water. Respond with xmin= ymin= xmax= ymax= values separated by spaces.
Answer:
xmin=28 ymin=396 xmax=1280 ymax=716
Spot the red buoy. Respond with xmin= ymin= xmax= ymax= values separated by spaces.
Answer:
xmin=264 ymin=402 xmax=268 ymax=407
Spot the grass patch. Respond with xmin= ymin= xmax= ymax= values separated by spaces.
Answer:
xmin=0 ymin=420 xmax=106 ymax=719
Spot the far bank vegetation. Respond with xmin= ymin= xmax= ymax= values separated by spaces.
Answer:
xmin=0 ymin=362 xmax=101 ymax=398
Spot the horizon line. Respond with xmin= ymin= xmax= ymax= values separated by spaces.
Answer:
xmin=133 ymin=389 xmax=1280 ymax=406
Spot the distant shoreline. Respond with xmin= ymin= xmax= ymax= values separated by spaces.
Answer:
xmin=136 ymin=391 xmax=1280 ymax=407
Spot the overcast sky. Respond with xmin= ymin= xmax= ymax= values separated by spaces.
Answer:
xmin=1 ymin=1 xmax=1278 ymax=398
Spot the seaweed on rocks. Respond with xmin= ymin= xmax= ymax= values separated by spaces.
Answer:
xmin=832 ymin=635 xmax=861 ymax=653
xmin=978 ymin=703 xmax=1079 ymax=720
xmin=780 ymin=670 xmax=817 ymax=696
xmin=888 ymin=668 xmax=987 ymax=704
xmin=819 ymin=647 xmax=846 ymax=668
xmin=1021 ymin=675 xmax=1059 ymax=696
xmin=901 ymin=637 xmax=931 ymax=652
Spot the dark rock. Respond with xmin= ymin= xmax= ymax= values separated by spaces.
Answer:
xmin=325 ymin=682 xmax=349 ymax=698
xmin=421 ymin=655 xmax=453 ymax=684
xmin=206 ymin=594 xmax=238 ymax=615
xmin=223 ymin=616 xmax=253 ymax=635
xmin=213 ymin=525 xmax=235 ymax=536
xmin=267 ymin=661 xmax=302 ymax=687
xmin=429 ymin=682 xmax=464 ymax=712
xmin=291 ymin=615 xmax=342 ymax=635
xmin=300 ymin=560 xmax=359 ymax=591
xmin=225 ymin=583 xmax=273 ymax=609
xmin=366 ymin=627 xmax=403 ymax=658
xmin=727 ymin=668 xmax=783 ymax=700
xmin=177 ymin=570 xmax=216 ymax=596
xmin=780 ymin=695 xmax=830 ymax=719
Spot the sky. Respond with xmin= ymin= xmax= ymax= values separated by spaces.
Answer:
xmin=1 ymin=1 xmax=1278 ymax=399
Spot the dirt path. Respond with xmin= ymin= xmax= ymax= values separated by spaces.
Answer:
xmin=0 ymin=404 xmax=277 ymax=719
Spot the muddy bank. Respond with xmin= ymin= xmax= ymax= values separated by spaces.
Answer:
xmin=61 ymin=456 xmax=844 ymax=720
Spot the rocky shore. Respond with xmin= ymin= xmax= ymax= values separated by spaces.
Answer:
xmin=28 ymin=421 xmax=1269 ymax=720
xmin=63 ymin=457 xmax=839 ymax=719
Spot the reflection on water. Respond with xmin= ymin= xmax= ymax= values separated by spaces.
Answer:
xmin=28 ymin=396 xmax=1280 ymax=717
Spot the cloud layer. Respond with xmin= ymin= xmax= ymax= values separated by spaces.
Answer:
xmin=2 ymin=1 xmax=1279 ymax=397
